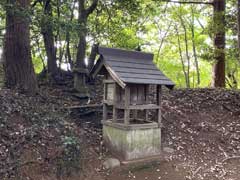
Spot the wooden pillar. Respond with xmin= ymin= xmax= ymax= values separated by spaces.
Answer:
xmin=157 ymin=85 xmax=162 ymax=127
xmin=112 ymin=83 xmax=117 ymax=122
xmin=145 ymin=85 xmax=149 ymax=121
xmin=103 ymin=82 xmax=107 ymax=121
xmin=124 ymin=86 xmax=130 ymax=125
xmin=103 ymin=104 xmax=107 ymax=121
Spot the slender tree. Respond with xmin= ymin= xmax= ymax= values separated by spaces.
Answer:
xmin=176 ymin=25 xmax=189 ymax=87
xmin=3 ymin=0 xmax=38 ymax=94
xmin=165 ymin=0 xmax=226 ymax=87
xmin=190 ymin=6 xmax=200 ymax=86
xmin=179 ymin=14 xmax=190 ymax=88
xmin=65 ymin=0 xmax=77 ymax=70
xmin=41 ymin=0 xmax=58 ymax=80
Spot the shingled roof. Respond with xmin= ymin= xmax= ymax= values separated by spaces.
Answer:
xmin=91 ymin=47 xmax=175 ymax=88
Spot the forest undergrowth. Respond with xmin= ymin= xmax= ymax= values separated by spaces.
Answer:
xmin=0 ymin=81 xmax=240 ymax=180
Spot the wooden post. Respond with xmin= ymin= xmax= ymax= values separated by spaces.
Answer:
xmin=112 ymin=83 xmax=117 ymax=123
xmin=124 ymin=86 xmax=130 ymax=125
xmin=145 ymin=85 xmax=149 ymax=121
xmin=103 ymin=82 xmax=107 ymax=121
xmin=157 ymin=85 xmax=162 ymax=127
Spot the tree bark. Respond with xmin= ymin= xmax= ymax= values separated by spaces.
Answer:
xmin=176 ymin=25 xmax=189 ymax=87
xmin=88 ymin=44 xmax=98 ymax=72
xmin=179 ymin=16 xmax=190 ymax=88
xmin=212 ymin=0 xmax=225 ymax=87
xmin=191 ymin=7 xmax=200 ymax=86
xmin=66 ymin=32 xmax=73 ymax=70
xmin=4 ymin=0 xmax=38 ymax=94
xmin=41 ymin=0 xmax=58 ymax=79
xmin=65 ymin=0 xmax=77 ymax=70
xmin=74 ymin=0 xmax=98 ymax=97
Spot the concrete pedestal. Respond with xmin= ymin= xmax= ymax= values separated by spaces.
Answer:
xmin=102 ymin=121 xmax=161 ymax=161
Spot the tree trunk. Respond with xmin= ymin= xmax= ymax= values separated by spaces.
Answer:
xmin=88 ymin=44 xmax=98 ymax=72
xmin=73 ymin=0 xmax=98 ymax=97
xmin=65 ymin=0 xmax=77 ymax=71
xmin=4 ymin=0 xmax=38 ymax=94
xmin=191 ymin=6 xmax=200 ymax=86
xmin=212 ymin=0 xmax=225 ymax=87
xmin=180 ymin=16 xmax=190 ymax=88
xmin=74 ymin=9 xmax=89 ymax=97
xmin=66 ymin=32 xmax=73 ymax=70
xmin=176 ymin=25 xmax=189 ymax=87
xmin=41 ymin=0 xmax=58 ymax=79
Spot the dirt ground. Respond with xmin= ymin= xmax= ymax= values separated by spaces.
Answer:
xmin=1 ymin=80 xmax=240 ymax=180
xmin=79 ymin=88 xmax=240 ymax=180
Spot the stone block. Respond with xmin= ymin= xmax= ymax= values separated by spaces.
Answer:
xmin=103 ymin=121 xmax=161 ymax=161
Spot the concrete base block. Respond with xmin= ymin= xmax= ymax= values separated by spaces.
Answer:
xmin=103 ymin=121 xmax=161 ymax=161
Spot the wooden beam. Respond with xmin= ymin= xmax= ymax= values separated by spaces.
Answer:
xmin=112 ymin=83 xmax=117 ymax=123
xmin=103 ymin=104 xmax=107 ymax=121
xmin=63 ymin=104 xmax=102 ymax=109
xmin=124 ymin=86 xmax=130 ymax=125
xmin=103 ymin=83 xmax=107 ymax=121
xmin=103 ymin=79 xmax=115 ymax=83
xmin=115 ymin=104 xmax=160 ymax=110
xmin=145 ymin=85 xmax=149 ymax=121
xmin=104 ymin=63 xmax=126 ymax=88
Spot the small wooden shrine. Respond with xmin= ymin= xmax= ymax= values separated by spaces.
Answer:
xmin=91 ymin=47 xmax=174 ymax=161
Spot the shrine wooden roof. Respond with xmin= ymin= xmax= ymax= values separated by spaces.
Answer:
xmin=91 ymin=46 xmax=175 ymax=89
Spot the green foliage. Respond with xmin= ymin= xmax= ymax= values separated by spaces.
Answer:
xmin=56 ymin=135 xmax=82 ymax=178
xmin=1 ymin=0 xmax=240 ymax=88
xmin=32 ymin=56 xmax=44 ymax=74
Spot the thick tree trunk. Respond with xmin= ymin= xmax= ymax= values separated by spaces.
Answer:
xmin=41 ymin=0 xmax=58 ymax=79
xmin=73 ymin=0 xmax=98 ymax=97
xmin=212 ymin=0 xmax=225 ymax=87
xmin=4 ymin=0 xmax=38 ymax=94
xmin=74 ymin=10 xmax=89 ymax=97
xmin=76 ymin=19 xmax=87 ymax=69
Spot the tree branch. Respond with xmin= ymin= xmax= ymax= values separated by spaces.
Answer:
xmin=31 ymin=0 xmax=42 ymax=8
xmin=86 ymin=0 xmax=98 ymax=16
xmin=163 ymin=0 xmax=213 ymax=5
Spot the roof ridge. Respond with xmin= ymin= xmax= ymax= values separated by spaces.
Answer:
xmin=98 ymin=46 xmax=153 ymax=60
